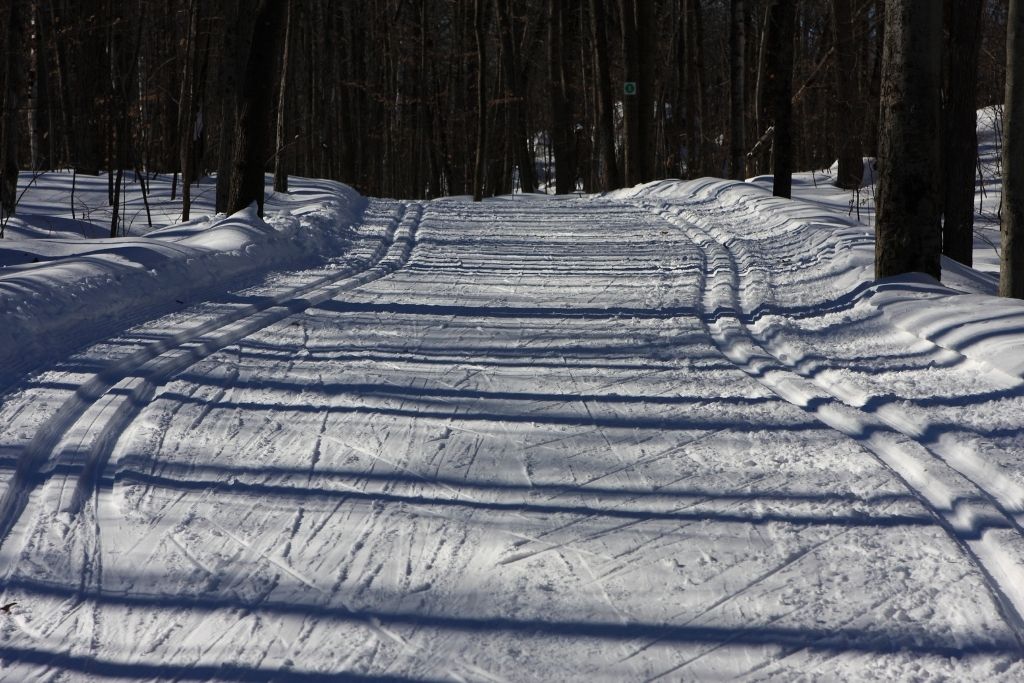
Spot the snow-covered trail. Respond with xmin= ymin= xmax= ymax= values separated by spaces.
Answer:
xmin=1 ymin=193 xmax=1023 ymax=680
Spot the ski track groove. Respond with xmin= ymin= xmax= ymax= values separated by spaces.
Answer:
xmin=632 ymin=197 xmax=1024 ymax=653
xmin=622 ymin=524 xmax=855 ymax=663
xmin=4 ymin=194 xmax=1022 ymax=678
xmin=0 ymin=201 xmax=425 ymax=666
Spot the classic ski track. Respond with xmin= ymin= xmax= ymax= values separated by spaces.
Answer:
xmin=672 ymin=200 xmax=1024 ymax=532
xmin=697 ymin=206 xmax=1024 ymax=527
xmin=0 ymin=201 xmax=424 ymax=564
xmin=631 ymin=198 xmax=1024 ymax=652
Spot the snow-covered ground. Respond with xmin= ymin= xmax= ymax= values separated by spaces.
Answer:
xmin=0 ymin=173 xmax=364 ymax=388
xmin=1 ymin=119 xmax=1024 ymax=678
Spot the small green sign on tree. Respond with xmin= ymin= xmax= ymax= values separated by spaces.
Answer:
xmin=623 ymin=81 xmax=638 ymax=96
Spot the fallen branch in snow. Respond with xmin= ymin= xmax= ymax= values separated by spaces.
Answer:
xmin=746 ymin=126 xmax=775 ymax=160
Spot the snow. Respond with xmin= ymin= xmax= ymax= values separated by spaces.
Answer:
xmin=0 ymin=125 xmax=1023 ymax=679
xmin=0 ymin=173 xmax=365 ymax=386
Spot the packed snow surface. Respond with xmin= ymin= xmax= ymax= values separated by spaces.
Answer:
xmin=1 ymin=171 xmax=1024 ymax=680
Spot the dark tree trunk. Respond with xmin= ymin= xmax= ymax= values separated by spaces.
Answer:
xmin=833 ymin=0 xmax=863 ymax=189
xmin=941 ymin=0 xmax=983 ymax=267
xmin=473 ymin=0 xmax=487 ymax=202
xmin=1 ymin=0 xmax=23 ymax=224
xmin=273 ymin=0 xmax=293 ymax=194
xmin=864 ymin=0 xmax=885 ymax=158
xmin=27 ymin=0 xmax=50 ymax=171
xmin=765 ymin=0 xmax=795 ymax=198
xmin=636 ymin=0 xmax=655 ymax=181
xmin=227 ymin=0 xmax=288 ymax=217
xmin=875 ymin=0 xmax=942 ymax=280
xmin=178 ymin=0 xmax=199 ymax=221
xmin=590 ymin=0 xmax=620 ymax=190
xmin=728 ymin=0 xmax=745 ymax=179
xmin=216 ymin=0 xmax=245 ymax=213
xmin=619 ymin=0 xmax=641 ymax=186
xmin=684 ymin=0 xmax=704 ymax=178
xmin=547 ymin=0 xmax=575 ymax=194
xmin=493 ymin=0 xmax=535 ymax=193
xmin=1002 ymin=0 xmax=1024 ymax=298
xmin=46 ymin=2 xmax=73 ymax=169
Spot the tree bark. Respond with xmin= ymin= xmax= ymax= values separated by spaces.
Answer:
xmin=227 ymin=0 xmax=288 ymax=217
xmin=1002 ymin=0 xmax=1024 ymax=298
xmin=493 ymin=0 xmax=535 ymax=193
xmin=590 ymin=0 xmax=620 ymax=190
xmin=636 ymin=0 xmax=655 ymax=181
xmin=27 ymin=0 xmax=50 ymax=171
xmin=1 ymin=0 xmax=23 ymax=223
xmin=46 ymin=1 xmax=73 ymax=169
xmin=215 ymin=0 xmax=246 ymax=213
xmin=765 ymin=0 xmax=794 ymax=198
xmin=875 ymin=0 xmax=942 ymax=280
xmin=473 ymin=0 xmax=487 ymax=202
xmin=547 ymin=0 xmax=575 ymax=194
xmin=273 ymin=0 xmax=293 ymax=194
xmin=864 ymin=0 xmax=885 ymax=158
xmin=941 ymin=0 xmax=983 ymax=267
xmin=178 ymin=0 xmax=199 ymax=221
xmin=833 ymin=0 xmax=863 ymax=189
xmin=619 ymin=0 xmax=641 ymax=186
xmin=728 ymin=0 xmax=745 ymax=180
xmin=684 ymin=0 xmax=704 ymax=178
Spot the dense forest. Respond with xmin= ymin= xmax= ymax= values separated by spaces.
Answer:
xmin=0 ymin=0 xmax=1021 ymax=292
xmin=0 ymin=1 xmax=1009 ymax=196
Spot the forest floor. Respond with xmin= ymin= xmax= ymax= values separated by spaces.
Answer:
xmin=1 ymin=166 xmax=1024 ymax=680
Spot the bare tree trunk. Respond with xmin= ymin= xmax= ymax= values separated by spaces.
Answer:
xmin=619 ymin=0 xmax=641 ymax=186
xmin=27 ymin=0 xmax=50 ymax=171
xmin=875 ymin=0 xmax=942 ymax=280
xmin=765 ymin=0 xmax=794 ymax=198
xmin=216 ymin=0 xmax=245 ymax=213
xmin=493 ymin=0 xmax=535 ymax=193
xmin=1002 ymin=0 xmax=1024 ymax=298
xmin=864 ymin=0 xmax=885 ymax=157
xmin=178 ymin=0 xmax=199 ymax=221
xmin=685 ymin=0 xmax=704 ymax=178
xmin=227 ymin=0 xmax=288 ymax=217
xmin=637 ymin=0 xmax=655 ymax=181
xmin=47 ymin=1 xmax=73 ymax=169
xmin=941 ymin=0 xmax=983 ymax=267
xmin=728 ymin=0 xmax=745 ymax=179
xmin=1 ymin=0 xmax=23 ymax=224
xmin=547 ymin=0 xmax=575 ymax=194
xmin=590 ymin=0 xmax=620 ymax=190
xmin=273 ymin=0 xmax=292 ymax=194
xmin=473 ymin=0 xmax=487 ymax=202
xmin=833 ymin=0 xmax=863 ymax=189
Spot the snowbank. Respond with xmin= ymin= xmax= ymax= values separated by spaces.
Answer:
xmin=616 ymin=177 xmax=1024 ymax=384
xmin=0 ymin=174 xmax=365 ymax=385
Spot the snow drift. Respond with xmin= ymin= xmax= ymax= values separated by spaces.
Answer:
xmin=0 ymin=176 xmax=365 ymax=386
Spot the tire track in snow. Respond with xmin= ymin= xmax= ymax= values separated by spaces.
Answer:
xmin=635 ymin=199 xmax=1024 ymax=653
xmin=0 ymin=201 xmax=423 ymax=570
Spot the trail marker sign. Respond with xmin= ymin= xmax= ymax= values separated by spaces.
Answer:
xmin=624 ymin=81 xmax=638 ymax=96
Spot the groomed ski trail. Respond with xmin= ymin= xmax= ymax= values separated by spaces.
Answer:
xmin=0 ymin=193 xmax=1022 ymax=681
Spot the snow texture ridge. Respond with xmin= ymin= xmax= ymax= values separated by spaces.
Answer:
xmin=0 ymin=169 xmax=1023 ymax=679
xmin=0 ymin=176 xmax=366 ymax=386
xmin=619 ymin=176 xmax=1024 ymax=384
